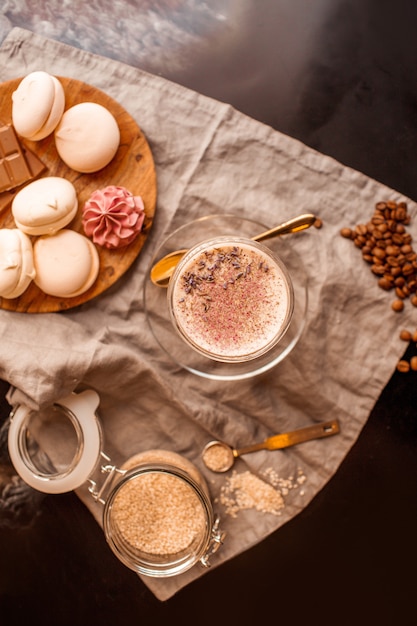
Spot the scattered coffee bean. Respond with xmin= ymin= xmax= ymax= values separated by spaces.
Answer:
xmin=392 ymin=299 xmax=404 ymax=312
xmin=313 ymin=218 xmax=323 ymax=229
xmin=397 ymin=360 xmax=410 ymax=373
xmin=340 ymin=227 xmax=353 ymax=239
xmin=399 ymin=329 xmax=412 ymax=341
xmin=397 ymin=328 xmax=417 ymax=373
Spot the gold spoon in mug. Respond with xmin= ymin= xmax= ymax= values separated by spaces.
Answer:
xmin=150 ymin=212 xmax=317 ymax=287
xmin=202 ymin=419 xmax=340 ymax=472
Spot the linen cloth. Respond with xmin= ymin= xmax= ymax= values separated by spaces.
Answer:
xmin=0 ymin=28 xmax=416 ymax=601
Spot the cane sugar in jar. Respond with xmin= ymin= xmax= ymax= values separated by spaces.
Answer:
xmin=168 ymin=237 xmax=294 ymax=362
xmin=8 ymin=392 xmax=225 ymax=578
xmin=103 ymin=449 xmax=222 ymax=577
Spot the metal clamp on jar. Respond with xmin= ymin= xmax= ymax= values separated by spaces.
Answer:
xmin=7 ymin=389 xmax=225 ymax=578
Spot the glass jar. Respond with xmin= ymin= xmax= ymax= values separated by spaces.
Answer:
xmin=7 ymin=389 xmax=225 ymax=577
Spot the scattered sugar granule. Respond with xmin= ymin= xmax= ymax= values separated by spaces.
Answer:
xmin=217 ymin=467 xmax=307 ymax=518
xmin=263 ymin=466 xmax=306 ymax=494
xmin=218 ymin=470 xmax=284 ymax=518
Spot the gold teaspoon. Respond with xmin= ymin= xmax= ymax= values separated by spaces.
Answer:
xmin=150 ymin=212 xmax=317 ymax=287
xmin=202 ymin=419 xmax=340 ymax=472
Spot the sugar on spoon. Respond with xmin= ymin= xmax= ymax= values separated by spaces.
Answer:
xmin=202 ymin=419 xmax=340 ymax=472
xmin=150 ymin=212 xmax=317 ymax=287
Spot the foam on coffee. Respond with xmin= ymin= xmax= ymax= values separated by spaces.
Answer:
xmin=168 ymin=237 xmax=293 ymax=362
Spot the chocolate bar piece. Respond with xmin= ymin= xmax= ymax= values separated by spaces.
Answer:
xmin=0 ymin=146 xmax=47 ymax=217
xmin=0 ymin=124 xmax=32 ymax=192
xmin=22 ymin=146 xmax=47 ymax=180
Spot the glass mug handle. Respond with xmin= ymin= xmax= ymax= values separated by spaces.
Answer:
xmin=8 ymin=389 xmax=102 ymax=494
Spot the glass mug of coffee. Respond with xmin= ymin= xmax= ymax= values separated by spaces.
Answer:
xmin=167 ymin=236 xmax=294 ymax=363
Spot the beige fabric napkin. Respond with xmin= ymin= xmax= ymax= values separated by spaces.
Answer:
xmin=1 ymin=28 xmax=416 ymax=601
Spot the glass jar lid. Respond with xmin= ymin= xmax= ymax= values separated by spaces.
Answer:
xmin=8 ymin=389 xmax=102 ymax=493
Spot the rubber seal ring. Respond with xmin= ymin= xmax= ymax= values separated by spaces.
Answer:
xmin=8 ymin=389 xmax=101 ymax=493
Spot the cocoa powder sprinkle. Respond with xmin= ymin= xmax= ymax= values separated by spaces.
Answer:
xmin=172 ymin=242 xmax=290 ymax=359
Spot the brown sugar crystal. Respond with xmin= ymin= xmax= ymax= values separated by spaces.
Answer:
xmin=202 ymin=442 xmax=233 ymax=472
xmin=111 ymin=471 xmax=207 ymax=555
xmin=218 ymin=470 xmax=287 ymax=518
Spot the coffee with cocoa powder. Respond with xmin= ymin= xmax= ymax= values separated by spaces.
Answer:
xmin=168 ymin=237 xmax=294 ymax=362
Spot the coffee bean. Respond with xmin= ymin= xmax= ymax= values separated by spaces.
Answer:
xmin=373 ymin=247 xmax=386 ymax=260
xmin=386 ymin=256 xmax=400 ymax=267
xmin=340 ymin=227 xmax=353 ymax=239
xmin=386 ymin=245 xmax=400 ymax=256
xmin=371 ymin=264 xmax=386 ymax=276
xmin=411 ymin=356 xmax=417 ymax=371
xmin=392 ymin=299 xmax=405 ymax=312
xmin=354 ymin=235 xmax=367 ymax=247
xmin=396 ymin=206 xmax=408 ymax=221
xmin=392 ymin=233 xmax=404 ymax=244
xmin=397 ymin=360 xmax=410 ymax=372
xmin=399 ymin=329 xmax=412 ymax=341
xmin=401 ymin=244 xmax=412 ymax=254
xmin=355 ymin=224 xmax=368 ymax=235
xmin=390 ymin=266 xmax=402 ymax=277
xmin=378 ymin=277 xmax=394 ymax=290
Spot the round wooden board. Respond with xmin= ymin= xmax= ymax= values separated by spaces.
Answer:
xmin=0 ymin=77 xmax=157 ymax=313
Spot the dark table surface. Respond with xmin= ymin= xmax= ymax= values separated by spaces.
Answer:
xmin=0 ymin=2 xmax=416 ymax=625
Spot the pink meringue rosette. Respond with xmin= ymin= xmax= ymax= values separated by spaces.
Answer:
xmin=82 ymin=185 xmax=145 ymax=249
